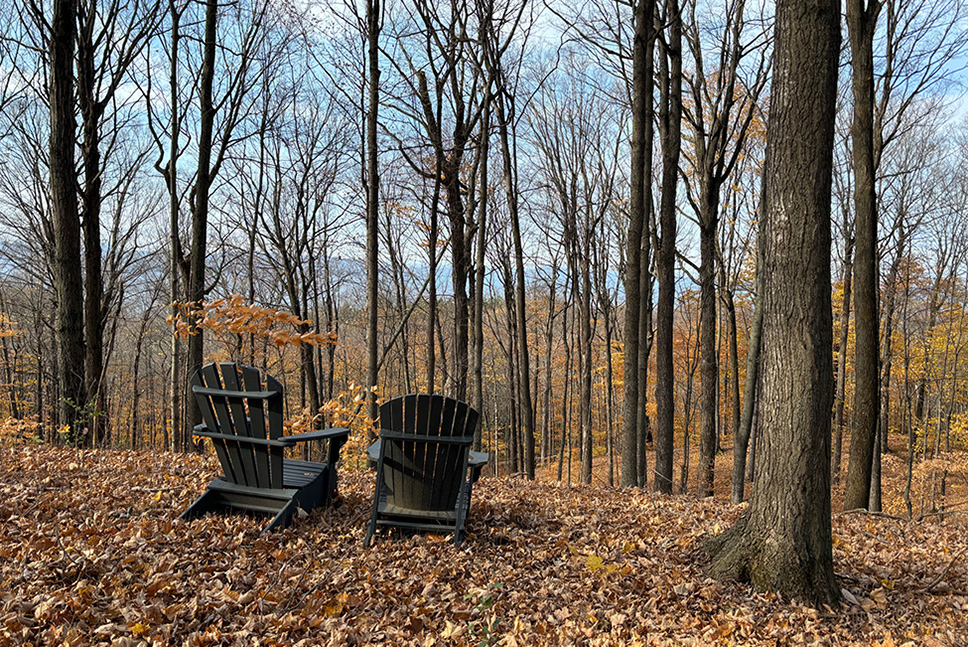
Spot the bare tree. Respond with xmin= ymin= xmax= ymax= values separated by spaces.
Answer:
xmin=48 ymin=0 xmax=87 ymax=438
xmin=680 ymin=0 xmax=770 ymax=497
xmin=844 ymin=0 xmax=968 ymax=508
xmin=76 ymin=0 xmax=162 ymax=445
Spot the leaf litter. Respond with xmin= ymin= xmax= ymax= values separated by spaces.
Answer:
xmin=2 ymin=446 xmax=967 ymax=645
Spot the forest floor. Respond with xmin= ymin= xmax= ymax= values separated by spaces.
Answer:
xmin=2 ymin=438 xmax=968 ymax=646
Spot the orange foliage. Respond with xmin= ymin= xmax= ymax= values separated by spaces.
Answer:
xmin=167 ymin=295 xmax=337 ymax=349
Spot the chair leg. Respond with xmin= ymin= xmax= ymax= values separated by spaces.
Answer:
xmin=263 ymin=499 xmax=298 ymax=535
xmin=453 ymin=479 xmax=470 ymax=547
xmin=364 ymin=517 xmax=378 ymax=547
xmin=365 ymin=459 xmax=386 ymax=548
xmin=364 ymin=483 xmax=383 ymax=547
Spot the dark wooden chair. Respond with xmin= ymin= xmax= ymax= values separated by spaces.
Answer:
xmin=180 ymin=362 xmax=349 ymax=534
xmin=364 ymin=393 xmax=488 ymax=547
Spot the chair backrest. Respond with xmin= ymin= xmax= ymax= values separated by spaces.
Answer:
xmin=378 ymin=394 xmax=479 ymax=513
xmin=192 ymin=362 xmax=285 ymax=489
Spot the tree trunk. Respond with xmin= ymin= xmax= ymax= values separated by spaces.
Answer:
xmin=654 ymin=0 xmax=679 ymax=493
xmin=622 ymin=0 xmax=654 ymax=487
xmin=494 ymin=86 xmax=536 ymax=479
xmin=365 ymin=0 xmax=381 ymax=426
xmin=184 ymin=0 xmax=219 ymax=449
xmin=580 ymin=243 xmax=594 ymax=484
xmin=833 ymin=234 xmax=854 ymax=482
xmin=50 ymin=0 xmax=87 ymax=442
xmin=707 ymin=0 xmax=840 ymax=606
xmin=471 ymin=86 xmax=489 ymax=450
xmin=731 ymin=231 xmax=764 ymax=503
xmin=604 ymin=308 xmax=616 ymax=487
xmin=843 ymin=0 xmax=882 ymax=511
xmin=167 ymin=0 xmax=183 ymax=451
xmin=76 ymin=5 xmax=105 ymax=447
xmin=698 ymin=182 xmax=720 ymax=498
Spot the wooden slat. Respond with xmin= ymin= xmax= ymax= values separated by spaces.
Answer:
xmin=191 ymin=387 xmax=278 ymax=399
xmin=438 ymin=400 xmax=468 ymax=510
xmin=424 ymin=396 xmax=445 ymax=510
xmin=411 ymin=395 xmax=431 ymax=509
xmin=220 ymin=363 xmax=260 ymax=487
xmin=241 ymin=365 xmax=273 ymax=488
xmin=265 ymin=374 xmax=285 ymax=489
xmin=432 ymin=398 xmax=458 ymax=510
xmin=463 ymin=406 xmax=480 ymax=439
xmin=403 ymin=394 xmax=417 ymax=434
xmin=202 ymin=363 xmax=250 ymax=487
xmin=192 ymin=372 xmax=235 ymax=483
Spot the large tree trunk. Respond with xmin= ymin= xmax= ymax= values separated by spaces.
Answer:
xmin=843 ymin=0 xmax=882 ymax=511
xmin=707 ymin=0 xmax=840 ymax=606
xmin=653 ymin=0 xmax=679 ymax=494
xmin=622 ymin=0 xmax=654 ymax=487
xmin=50 ymin=0 xmax=87 ymax=441
xmin=654 ymin=0 xmax=682 ymax=494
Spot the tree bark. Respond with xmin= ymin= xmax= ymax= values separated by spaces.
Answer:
xmin=843 ymin=0 xmax=883 ymax=511
xmin=365 ymin=0 xmax=381 ymax=426
xmin=49 ymin=0 xmax=87 ymax=441
xmin=167 ymin=0 xmax=183 ymax=451
xmin=706 ymin=0 xmax=840 ymax=606
xmin=471 ymin=83 xmax=489 ymax=450
xmin=76 ymin=3 xmax=105 ymax=446
xmin=653 ymin=0 xmax=679 ymax=494
xmin=184 ymin=0 xmax=219 ymax=449
xmin=495 ymin=89 xmax=536 ymax=479
xmin=622 ymin=0 xmax=654 ymax=487
xmin=698 ymin=182 xmax=720 ymax=498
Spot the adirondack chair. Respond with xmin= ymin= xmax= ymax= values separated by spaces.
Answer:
xmin=180 ymin=362 xmax=349 ymax=534
xmin=364 ymin=394 xmax=488 ymax=547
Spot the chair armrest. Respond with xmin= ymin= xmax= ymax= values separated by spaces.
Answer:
xmin=192 ymin=427 xmax=290 ymax=448
xmin=192 ymin=386 xmax=279 ymax=400
xmin=469 ymin=451 xmax=489 ymax=483
xmin=284 ymin=427 xmax=350 ymax=445
xmin=193 ymin=425 xmax=349 ymax=449
xmin=366 ymin=440 xmax=381 ymax=462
